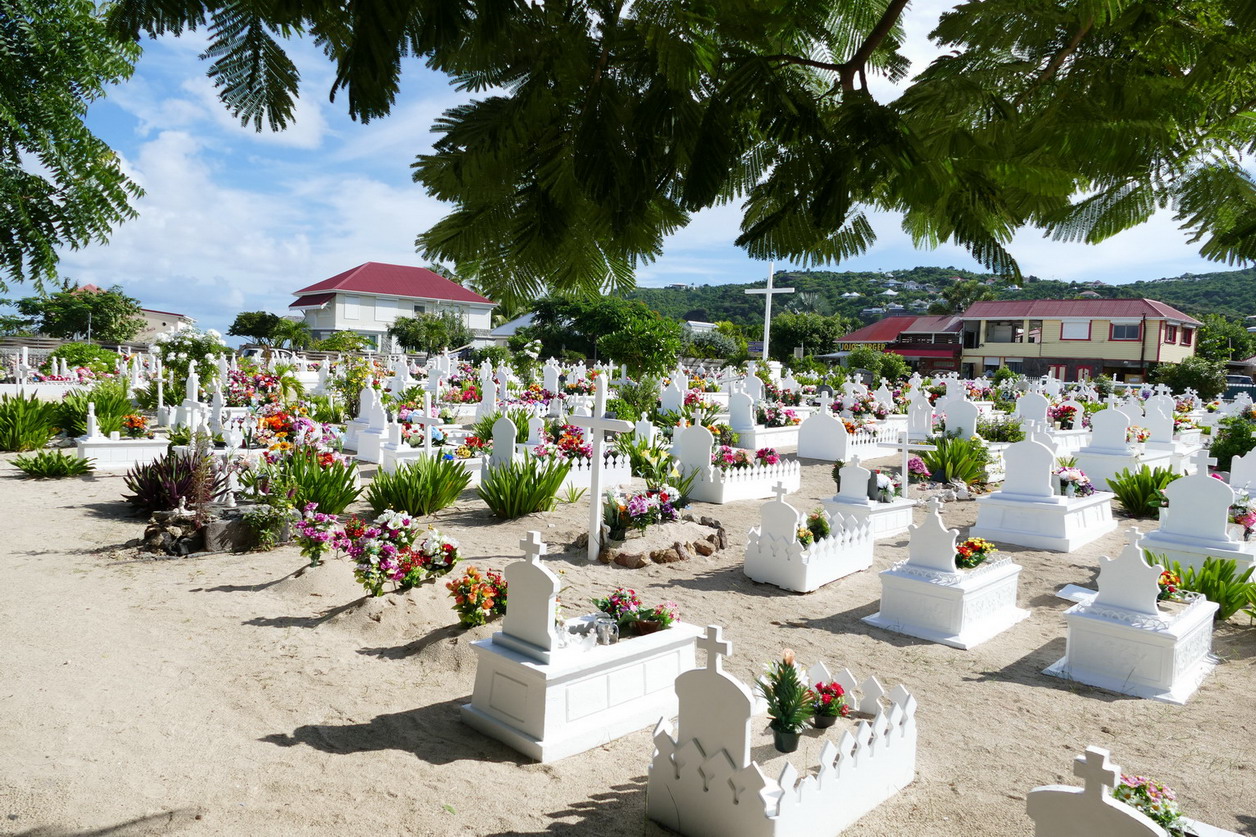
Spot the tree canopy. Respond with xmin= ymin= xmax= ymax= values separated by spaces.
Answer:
xmin=11 ymin=284 xmax=144 ymax=343
xmin=227 ymin=311 xmax=283 ymax=344
xmin=107 ymin=0 xmax=1256 ymax=306
xmin=1 ymin=0 xmax=142 ymax=289
xmin=388 ymin=312 xmax=472 ymax=353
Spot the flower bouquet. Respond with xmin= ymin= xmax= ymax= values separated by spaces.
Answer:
xmin=811 ymin=680 xmax=850 ymax=729
xmin=756 ymin=404 xmax=800 ymax=428
xmin=1157 ymin=568 xmax=1184 ymax=602
xmin=955 ymin=536 xmax=997 ymax=569
xmin=293 ymin=502 xmax=341 ymax=566
xmin=1172 ymin=414 xmax=1198 ymax=433
xmin=591 ymin=587 xmax=678 ymax=636
xmin=906 ymin=455 xmax=932 ymax=483
xmin=1229 ymin=492 xmax=1256 ymax=540
xmin=121 ymin=413 xmax=150 ymax=439
xmin=603 ymin=485 xmax=680 ymax=539
xmin=1053 ymin=466 xmax=1095 ymax=497
xmin=1112 ymin=775 xmax=1184 ymax=834
xmin=1048 ymin=403 xmax=1078 ymax=430
xmin=336 ymin=511 xmax=461 ymax=596
xmin=873 ymin=470 xmax=901 ymax=503
xmin=447 ymin=566 xmax=508 ymax=627
xmin=1126 ymin=425 xmax=1151 ymax=444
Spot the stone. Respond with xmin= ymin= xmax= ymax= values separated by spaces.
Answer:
xmin=614 ymin=552 xmax=648 ymax=569
xmin=674 ymin=542 xmax=694 ymax=562
xmin=653 ymin=547 xmax=683 ymax=564
xmin=716 ymin=528 xmax=727 ymax=549
xmin=692 ymin=540 xmax=715 ymax=557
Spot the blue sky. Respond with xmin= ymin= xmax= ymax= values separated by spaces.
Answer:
xmin=46 ymin=1 xmax=1228 ymax=335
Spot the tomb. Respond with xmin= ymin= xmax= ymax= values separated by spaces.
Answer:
xmin=728 ymin=392 xmax=800 ymax=450
xmin=863 ymin=498 xmax=1029 ymax=649
xmin=461 ymin=532 xmax=702 ymax=762
xmin=675 ymin=425 xmax=800 ymax=504
xmin=1075 ymin=408 xmax=1172 ymax=487
xmin=822 ymin=457 xmax=915 ymax=540
xmin=1044 ymin=528 xmax=1218 ymax=704
xmin=970 ymin=439 xmax=1117 ymax=552
xmin=74 ymin=402 xmax=168 ymax=472
xmin=744 ymin=483 xmax=873 ymax=593
xmin=1138 ymin=451 xmax=1256 ymax=573
xmin=648 ymin=627 xmax=917 ymax=837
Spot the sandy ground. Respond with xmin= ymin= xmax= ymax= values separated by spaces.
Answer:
xmin=1 ymin=451 xmax=1253 ymax=837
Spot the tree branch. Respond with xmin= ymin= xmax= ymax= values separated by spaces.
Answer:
xmin=1018 ymin=18 xmax=1093 ymax=103
xmin=838 ymin=0 xmax=911 ymax=92
xmin=765 ymin=53 xmax=844 ymax=73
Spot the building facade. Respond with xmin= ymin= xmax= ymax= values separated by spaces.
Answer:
xmin=957 ymin=299 xmax=1199 ymax=382
xmin=836 ymin=314 xmax=964 ymax=374
xmin=290 ymin=262 xmax=495 ymax=351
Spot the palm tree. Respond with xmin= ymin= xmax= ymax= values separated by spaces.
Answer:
xmin=272 ymin=319 xmax=314 ymax=350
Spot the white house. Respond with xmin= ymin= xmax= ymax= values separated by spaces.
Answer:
xmin=290 ymin=262 xmax=495 ymax=351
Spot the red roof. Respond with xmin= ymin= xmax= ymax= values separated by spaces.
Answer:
xmin=840 ymin=315 xmax=959 ymax=343
xmin=961 ymin=298 xmax=1200 ymax=325
xmin=289 ymin=293 xmax=335 ymax=309
xmin=293 ymin=262 xmax=494 ymax=305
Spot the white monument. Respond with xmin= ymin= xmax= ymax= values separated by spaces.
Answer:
xmin=1138 ymin=450 xmax=1256 ymax=572
xmin=743 ymin=483 xmax=873 ymax=593
xmin=823 ymin=456 xmax=915 ymax=540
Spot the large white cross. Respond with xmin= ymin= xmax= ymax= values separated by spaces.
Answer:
xmin=744 ymin=262 xmax=794 ymax=362
xmin=406 ymin=392 xmax=443 ymax=456
xmin=1074 ymin=748 xmax=1119 ymax=799
xmin=696 ymin=625 xmax=732 ymax=673
xmin=1192 ymin=448 xmax=1217 ymax=474
xmin=569 ymin=376 xmax=632 ymax=561
xmin=889 ymin=431 xmax=936 ymax=500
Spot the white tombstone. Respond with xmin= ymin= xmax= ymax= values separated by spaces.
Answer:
xmin=864 ymin=498 xmax=1029 ymax=649
xmin=907 ymin=389 xmax=933 ymax=441
xmin=824 ymin=456 xmax=916 ymax=540
xmin=475 ymin=378 xmax=499 ymax=421
xmin=1044 ymin=529 xmax=1219 ymax=703
xmin=1015 ymin=391 xmax=1050 ymax=424
xmin=1076 ymin=408 xmax=1173 ymax=486
xmin=633 ymin=419 xmax=656 ymax=445
xmin=1027 ymin=748 xmax=1167 ymax=837
xmin=742 ymin=371 xmax=764 ymax=402
xmin=1140 ymin=450 xmax=1255 ymax=572
xmin=354 ymin=390 xmax=390 ymax=464
xmin=660 ymin=378 xmax=686 ymax=415
xmin=796 ymin=392 xmax=845 ymax=460
xmin=542 ymin=361 xmax=560 ymax=393
xmin=728 ymin=391 xmax=755 ymax=433
xmin=461 ymin=532 xmax=702 ymax=762
xmin=675 ymin=424 xmax=800 ymax=504
xmin=487 ymin=416 xmax=518 ymax=470
xmin=942 ymin=399 xmax=979 ymax=440
xmin=744 ymin=483 xmax=874 ymax=593
xmin=970 ymin=440 xmax=1117 ymax=551
xmin=1228 ymin=448 xmax=1256 ymax=491
xmin=648 ymin=627 xmax=918 ymax=837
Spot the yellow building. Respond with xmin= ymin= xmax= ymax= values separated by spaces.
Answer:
xmin=958 ymin=299 xmax=1199 ymax=383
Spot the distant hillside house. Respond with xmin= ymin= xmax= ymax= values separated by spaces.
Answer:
xmin=683 ymin=320 xmax=717 ymax=334
xmin=958 ymin=298 xmax=1199 ymax=382
xmin=290 ymin=262 xmax=495 ymax=351
xmin=75 ymin=284 xmax=194 ymax=343
xmin=838 ymin=313 xmax=964 ymax=374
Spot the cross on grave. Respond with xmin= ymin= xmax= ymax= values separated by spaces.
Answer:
xmin=744 ymin=262 xmax=795 ymax=362
xmin=520 ymin=530 xmax=547 ymax=561
xmin=1074 ymin=747 xmax=1120 ymax=799
xmin=407 ymin=392 xmax=442 ymax=456
xmin=569 ymin=376 xmax=633 ymax=561
xmin=696 ymin=624 xmax=732 ymax=673
xmin=816 ymin=389 xmax=835 ymax=415
xmin=889 ymin=432 xmax=935 ymax=500
xmin=771 ymin=481 xmax=789 ymax=503
xmin=1192 ymin=448 xmax=1218 ymax=475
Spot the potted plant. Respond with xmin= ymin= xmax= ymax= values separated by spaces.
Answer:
xmin=756 ymin=649 xmax=814 ymax=753
xmin=627 ymin=601 xmax=678 ymax=636
xmin=810 ymin=680 xmax=850 ymax=729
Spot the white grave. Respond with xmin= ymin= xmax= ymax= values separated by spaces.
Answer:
xmin=675 ymin=424 xmax=800 ymax=504
xmin=74 ymin=401 xmax=167 ymax=471
xmin=1043 ymin=529 xmax=1218 ymax=704
xmin=823 ymin=457 xmax=915 ymax=540
xmin=461 ymin=532 xmax=701 ymax=762
xmin=970 ymin=439 xmax=1117 ymax=552
xmin=863 ymin=498 xmax=1029 ymax=649
xmin=1138 ymin=450 xmax=1256 ymax=573
xmin=1075 ymin=407 xmax=1171 ymax=487
xmin=743 ymin=483 xmax=874 ymax=593
xmin=728 ymin=391 xmax=800 ymax=450
xmin=648 ymin=627 xmax=917 ymax=837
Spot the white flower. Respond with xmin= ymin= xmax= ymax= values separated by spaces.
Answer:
xmin=178 ymin=352 xmax=188 ymax=360
xmin=207 ymin=329 xmax=221 ymax=339
xmin=153 ymin=332 xmax=169 ymax=343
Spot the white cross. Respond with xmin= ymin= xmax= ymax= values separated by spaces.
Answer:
xmin=744 ymin=262 xmax=795 ymax=362
xmin=569 ymin=376 xmax=632 ymax=561
xmin=696 ymin=625 xmax=732 ymax=672
xmin=406 ymin=392 xmax=442 ymax=456
xmin=1192 ymin=448 xmax=1217 ymax=474
xmin=1124 ymin=527 xmax=1143 ymax=548
xmin=817 ymin=390 xmax=835 ymax=414
xmin=771 ymin=481 xmax=789 ymax=502
xmin=520 ymin=530 xmax=547 ymax=562
xmin=1073 ymin=747 xmax=1120 ymax=799
xmin=889 ymin=432 xmax=935 ymax=500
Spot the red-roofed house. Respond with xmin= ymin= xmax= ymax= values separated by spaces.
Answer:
xmin=957 ymin=298 xmax=1200 ymax=381
xmin=837 ymin=314 xmax=964 ymax=374
xmin=290 ymin=262 xmax=496 ymax=350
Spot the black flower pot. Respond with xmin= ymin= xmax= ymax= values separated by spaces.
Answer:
xmin=812 ymin=714 xmax=838 ymax=730
xmin=772 ymin=729 xmax=801 ymax=753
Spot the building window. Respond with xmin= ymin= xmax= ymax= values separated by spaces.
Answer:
xmin=413 ymin=304 xmax=426 ymax=315
xmin=1164 ymin=324 xmax=1177 ymax=344
xmin=1181 ymin=327 xmax=1194 ymax=346
xmin=375 ymin=297 xmax=393 ymax=321
xmin=1027 ymin=320 xmax=1042 ymax=343
xmin=343 ymin=295 xmax=359 ymax=320
xmin=1110 ymin=322 xmax=1141 ymax=341
xmin=1060 ymin=321 xmax=1090 ymax=340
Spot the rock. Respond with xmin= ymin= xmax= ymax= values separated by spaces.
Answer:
xmin=597 ymin=547 xmax=613 ymax=564
xmin=692 ymin=539 xmax=715 ymax=557
xmin=716 ymin=528 xmax=727 ymax=550
xmin=614 ymin=552 xmax=648 ymax=569
xmin=674 ymin=542 xmax=693 ymax=562
xmin=164 ymin=526 xmax=184 ymax=538
xmin=651 ymin=548 xmax=682 ymax=564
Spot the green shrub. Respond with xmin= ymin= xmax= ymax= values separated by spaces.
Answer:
xmin=976 ymin=417 xmax=1025 ymax=443
xmin=470 ymin=346 xmax=512 ymax=368
xmin=1210 ymin=417 xmax=1256 ymax=472
xmin=307 ymin=394 xmax=347 ymax=424
xmin=263 ymin=449 xmax=361 ymax=515
xmin=1149 ymin=555 xmax=1256 ymax=621
xmin=366 ymin=456 xmax=472 ymax=516
xmin=59 ymin=380 xmax=132 ymax=437
xmin=683 ymin=331 xmax=736 ymax=359
xmin=0 ymin=393 xmax=61 ymax=451
xmin=1149 ymin=355 xmax=1226 ymax=401
xmin=991 ymin=366 xmax=1018 ymax=386
xmin=921 ymin=433 xmax=990 ymax=485
xmin=478 ymin=457 xmax=571 ymax=518
xmin=613 ymin=434 xmax=697 ymax=501
xmin=42 ymin=343 xmax=119 ymax=376
xmin=1106 ymin=466 xmax=1182 ymax=517
xmin=471 ymin=409 xmax=530 ymax=444
xmin=13 ymin=449 xmax=95 ymax=478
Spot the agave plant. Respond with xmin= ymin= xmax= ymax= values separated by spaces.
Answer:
xmin=478 ymin=457 xmax=571 ymax=519
xmin=1106 ymin=466 xmax=1181 ymax=518
xmin=1149 ymin=554 xmax=1256 ymax=621
xmin=13 ymin=450 xmax=95 ymax=478
xmin=0 ymin=393 xmax=61 ymax=452
xmin=123 ymin=451 xmax=227 ymax=513
xmin=921 ymin=433 xmax=990 ymax=486
xmin=366 ymin=455 xmax=471 ymax=516
xmin=59 ymin=380 xmax=133 ymax=437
